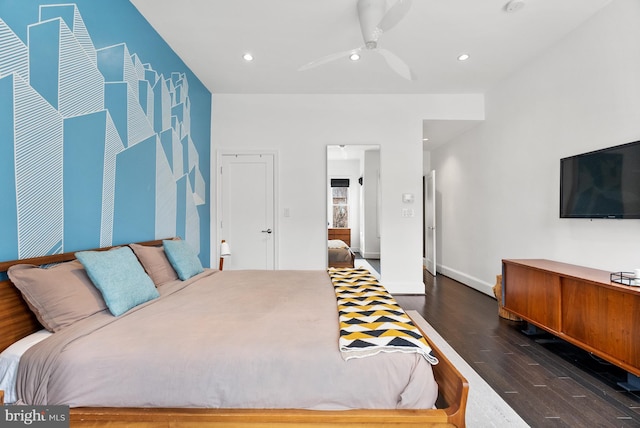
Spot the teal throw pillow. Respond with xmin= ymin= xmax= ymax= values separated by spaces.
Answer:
xmin=163 ymin=239 xmax=204 ymax=280
xmin=76 ymin=246 xmax=159 ymax=316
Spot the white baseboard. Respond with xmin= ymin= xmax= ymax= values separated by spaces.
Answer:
xmin=361 ymin=251 xmax=380 ymax=259
xmin=436 ymin=264 xmax=495 ymax=297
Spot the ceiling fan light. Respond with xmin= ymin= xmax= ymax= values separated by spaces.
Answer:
xmin=349 ymin=52 xmax=361 ymax=61
xmin=242 ymin=53 xmax=254 ymax=61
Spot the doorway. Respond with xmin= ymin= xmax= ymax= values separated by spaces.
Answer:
xmin=218 ymin=152 xmax=276 ymax=270
xmin=327 ymin=145 xmax=380 ymax=277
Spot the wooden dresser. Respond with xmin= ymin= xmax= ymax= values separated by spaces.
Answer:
xmin=502 ymin=259 xmax=640 ymax=382
xmin=328 ymin=228 xmax=351 ymax=246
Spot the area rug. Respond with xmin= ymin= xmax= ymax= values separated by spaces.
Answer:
xmin=408 ymin=310 xmax=530 ymax=427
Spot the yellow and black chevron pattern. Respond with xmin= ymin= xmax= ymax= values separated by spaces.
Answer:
xmin=327 ymin=267 xmax=438 ymax=364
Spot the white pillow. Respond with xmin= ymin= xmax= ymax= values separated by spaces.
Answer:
xmin=0 ymin=330 xmax=52 ymax=403
xmin=328 ymin=239 xmax=349 ymax=249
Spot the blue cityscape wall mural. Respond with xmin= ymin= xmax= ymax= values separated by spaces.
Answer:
xmin=0 ymin=0 xmax=212 ymax=265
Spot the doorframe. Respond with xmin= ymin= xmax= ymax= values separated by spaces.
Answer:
xmin=424 ymin=170 xmax=436 ymax=276
xmin=215 ymin=149 xmax=279 ymax=269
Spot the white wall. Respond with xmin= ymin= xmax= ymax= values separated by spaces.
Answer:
xmin=211 ymin=94 xmax=484 ymax=293
xmin=430 ymin=0 xmax=640 ymax=295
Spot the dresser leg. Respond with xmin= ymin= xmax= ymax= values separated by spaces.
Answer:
xmin=618 ymin=373 xmax=640 ymax=392
xmin=521 ymin=322 xmax=543 ymax=336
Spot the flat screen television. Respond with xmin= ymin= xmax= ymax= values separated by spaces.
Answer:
xmin=560 ymin=140 xmax=640 ymax=219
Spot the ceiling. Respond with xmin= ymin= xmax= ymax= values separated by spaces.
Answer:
xmin=129 ymin=0 xmax=610 ymax=94
xmin=128 ymin=0 xmax=611 ymax=144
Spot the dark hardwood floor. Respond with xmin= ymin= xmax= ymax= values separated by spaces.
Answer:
xmin=394 ymin=272 xmax=640 ymax=427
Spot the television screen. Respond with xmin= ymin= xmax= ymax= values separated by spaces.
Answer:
xmin=560 ymin=141 xmax=640 ymax=218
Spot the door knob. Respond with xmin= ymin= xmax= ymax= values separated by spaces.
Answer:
xmin=261 ymin=228 xmax=272 ymax=234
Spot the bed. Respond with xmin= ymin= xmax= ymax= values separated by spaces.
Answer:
xmin=328 ymin=228 xmax=355 ymax=268
xmin=0 ymin=239 xmax=468 ymax=427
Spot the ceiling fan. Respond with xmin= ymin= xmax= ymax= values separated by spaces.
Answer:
xmin=299 ymin=0 xmax=415 ymax=80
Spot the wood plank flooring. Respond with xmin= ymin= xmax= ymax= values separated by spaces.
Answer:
xmin=394 ymin=272 xmax=640 ymax=427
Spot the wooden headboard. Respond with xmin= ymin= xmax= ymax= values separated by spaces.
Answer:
xmin=0 ymin=238 xmax=167 ymax=353
xmin=328 ymin=228 xmax=351 ymax=247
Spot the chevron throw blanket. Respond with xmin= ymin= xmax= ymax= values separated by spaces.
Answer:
xmin=327 ymin=267 xmax=439 ymax=365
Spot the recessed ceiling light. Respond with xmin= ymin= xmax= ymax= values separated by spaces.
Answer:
xmin=242 ymin=53 xmax=254 ymax=61
xmin=457 ymin=53 xmax=470 ymax=61
xmin=349 ymin=52 xmax=360 ymax=61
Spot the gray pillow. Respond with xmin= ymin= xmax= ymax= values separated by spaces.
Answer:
xmin=8 ymin=260 xmax=107 ymax=332
xmin=129 ymin=243 xmax=178 ymax=286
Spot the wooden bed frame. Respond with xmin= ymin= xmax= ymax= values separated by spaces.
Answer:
xmin=328 ymin=228 xmax=356 ymax=268
xmin=0 ymin=239 xmax=468 ymax=427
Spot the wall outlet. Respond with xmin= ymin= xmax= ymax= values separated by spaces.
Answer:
xmin=401 ymin=208 xmax=414 ymax=217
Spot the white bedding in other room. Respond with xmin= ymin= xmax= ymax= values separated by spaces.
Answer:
xmin=328 ymin=239 xmax=348 ymax=249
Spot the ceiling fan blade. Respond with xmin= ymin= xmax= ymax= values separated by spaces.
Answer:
xmin=377 ymin=0 xmax=412 ymax=33
xmin=298 ymin=48 xmax=361 ymax=71
xmin=377 ymin=48 xmax=415 ymax=80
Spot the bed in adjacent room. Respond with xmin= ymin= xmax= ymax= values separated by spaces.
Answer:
xmin=328 ymin=228 xmax=355 ymax=268
xmin=0 ymin=239 xmax=468 ymax=427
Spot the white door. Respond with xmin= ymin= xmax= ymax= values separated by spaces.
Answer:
xmin=425 ymin=170 xmax=436 ymax=276
xmin=220 ymin=154 xmax=275 ymax=270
